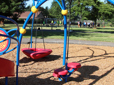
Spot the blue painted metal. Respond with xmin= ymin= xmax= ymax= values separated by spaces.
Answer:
xmin=31 ymin=13 xmax=35 ymax=48
xmin=65 ymin=63 xmax=68 ymax=70
xmin=58 ymin=78 xmax=62 ymax=81
xmin=0 ymin=0 xmax=69 ymax=84
xmin=35 ymin=0 xmax=47 ymax=8
xmin=16 ymin=66 xmax=18 ymax=85
xmin=7 ymin=28 xmax=17 ymax=37
xmin=0 ymin=15 xmax=19 ymax=29
xmin=23 ymin=12 xmax=33 ymax=29
xmin=0 ymin=14 xmax=20 ymax=85
xmin=16 ymin=30 xmax=20 ymax=85
xmin=0 ymin=39 xmax=8 ymax=43
xmin=61 ymin=0 xmax=67 ymax=66
xmin=30 ymin=0 xmax=35 ymax=48
xmin=68 ymin=68 xmax=75 ymax=73
xmin=0 ymin=34 xmax=19 ymax=53
xmin=107 ymin=0 xmax=114 ymax=4
xmin=33 ymin=0 xmax=35 ymax=6
xmin=5 ymin=77 xmax=8 ymax=85
xmin=0 ymin=46 xmax=17 ymax=55
xmin=0 ymin=33 xmax=19 ymax=85
xmin=58 ymin=68 xmax=74 ymax=82
xmin=61 ymin=0 xmax=66 ymax=9
xmin=55 ymin=0 xmax=63 ymax=9
xmin=15 ymin=30 xmax=19 ymax=85
xmin=0 ymin=28 xmax=11 ymax=53
xmin=0 ymin=28 xmax=19 ymax=55
xmin=16 ymin=30 xmax=20 ymax=66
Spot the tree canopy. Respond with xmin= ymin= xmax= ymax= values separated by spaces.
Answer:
xmin=0 ymin=0 xmax=29 ymax=16
xmin=48 ymin=0 xmax=114 ymax=26
xmin=1 ymin=0 xmax=114 ymax=26
xmin=48 ymin=0 xmax=63 ymax=19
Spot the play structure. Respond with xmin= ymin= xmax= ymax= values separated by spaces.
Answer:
xmin=0 ymin=0 xmax=113 ymax=85
xmin=108 ymin=0 xmax=114 ymax=4
xmin=21 ymin=0 xmax=52 ymax=59
xmin=0 ymin=15 xmax=20 ymax=85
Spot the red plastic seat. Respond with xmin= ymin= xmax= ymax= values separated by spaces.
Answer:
xmin=53 ymin=69 xmax=68 ymax=77
xmin=0 ymin=58 xmax=14 ymax=77
xmin=67 ymin=62 xmax=81 ymax=69
xmin=21 ymin=48 xmax=52 ymax=59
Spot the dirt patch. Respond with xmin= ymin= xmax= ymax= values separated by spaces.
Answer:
xmin=0 ymin=43 xmax=114 ymax=85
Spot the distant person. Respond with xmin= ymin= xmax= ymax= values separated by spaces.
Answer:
xmin=50 ymin=20 xmax=54 ymax=30
xmin=92 ymin=22 xmax=94 ymax=27
xmin=88 ymin=22 xmax=90 ymax=27
xmin=84 ymin=22 xmax=86 ymax=27
xmin=80 ymin=21 xmax=82 ymax=27
xmin=86 ymin=22 xmax=87 ymax=27
xmin=51 ymin=20 xmax=53 ymax=24
xmin=78 ymin=21 xmax=80 ymax=27
xmin=63 ymin=21 xmax=64 ymax=25
xmin=50 ymin=20 xmax=54 ymax=26
xmin=97 ymin=23 xmax=100 ymax=27
xmin=60 ymin=21 xmax=62 ymax=26
xmin=57 ymin=20 xmax=59 ymax=26
xmin=60 ymin=21 xmax=62 ymax=24
xmin=43 ymin=21 xmax=45 ymax=26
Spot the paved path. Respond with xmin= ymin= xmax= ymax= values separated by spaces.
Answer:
xmin=11 ymin=38 xmax=114 ymax=47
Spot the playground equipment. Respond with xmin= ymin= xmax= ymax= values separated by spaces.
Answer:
xmin=0 ymin=15 xmax=20 ymax=85
xmin=22 ymin=48 xmax=52 ymax=59
xmin=0 ymin=0 xmax=83 ymax=84
xmin=107 ymin=0 xmax=114 ymax=4
xmin=21 ymin=0 xmax=52 ymax=59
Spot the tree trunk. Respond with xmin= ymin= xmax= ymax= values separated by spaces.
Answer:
xmin=93 ymin=19 xmax=97 ymax=29
xmin=0 ymin=18 xmax=5 ymax=26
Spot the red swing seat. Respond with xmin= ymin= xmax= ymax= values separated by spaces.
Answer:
xmin=53 ymin=69 xmax=68 ymax=77
xmin=21 ymin=48 xmax=52 ymax=59
xmin=67 ymin=62 xmax=81 ymax=71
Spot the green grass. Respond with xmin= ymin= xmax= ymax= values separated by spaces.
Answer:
xmin=1 ymin=23 xmax=114 ymax=42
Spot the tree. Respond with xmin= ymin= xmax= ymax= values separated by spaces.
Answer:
xmin=71 ymin=0 xmax=92 ymax=21
xmin=99 ymin=2 xmax=114 ymax=27
xmin=88 ymin=0 xmax=114 ymax=28
xmin=70 ymin=0 xmax=114 ymax=28
xmin=39 ymin=6 xmax=49 ymax=18
xmin=25 ymin=5 xmax=32 ymax=11
xmin=48 ymin=0 xmax=63 ymax=19
xmin=65 ymin=0 xmax=75 ymax=20
xmin=0 ymin=0 xmax=28 ymax=25
xmin=85 ymin=0 xmax=101 ymax=28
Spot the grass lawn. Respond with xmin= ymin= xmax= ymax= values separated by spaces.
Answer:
xmin=1 ymin=23 xmax=114 ymax=42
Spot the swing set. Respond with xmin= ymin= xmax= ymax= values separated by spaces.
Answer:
xmin=0 ymin=0 xmax=113 ymax=85
xmin=21 ymin=1 xmax=52 ymax=59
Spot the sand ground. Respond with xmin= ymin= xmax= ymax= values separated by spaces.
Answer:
xmin=0 ymin=43 xmax=114 ymax=85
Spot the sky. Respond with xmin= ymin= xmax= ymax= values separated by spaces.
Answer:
xmin=26 ymin=0 xmax=53 ymax=8
xmin=26 ymin=0 xmax=105 ymax=8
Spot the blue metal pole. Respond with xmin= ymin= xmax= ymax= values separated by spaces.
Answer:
xmin=33 ymin=0 xmax=35 ymax=6
xmin=30 ymin=0 xmax=35 ymax=48
xmin=16 ymin=30 xmax=19 ymax=85
xmin=16 ymin=0 xmax=47 ymax=85
xmin=61 ymin=0 xmax=67 ymax=66
xmin=16 ymin=66 xmax=18 ymax=85
xmin=31 ymin=13 xmax=35 ymax=48
xmin=5 ymin=77 xmax=8 ymax=85
xmin=107 ymin=0 xmax=114 ymax=4
xmin=35 ymin=0 xmax=47 ymax=8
